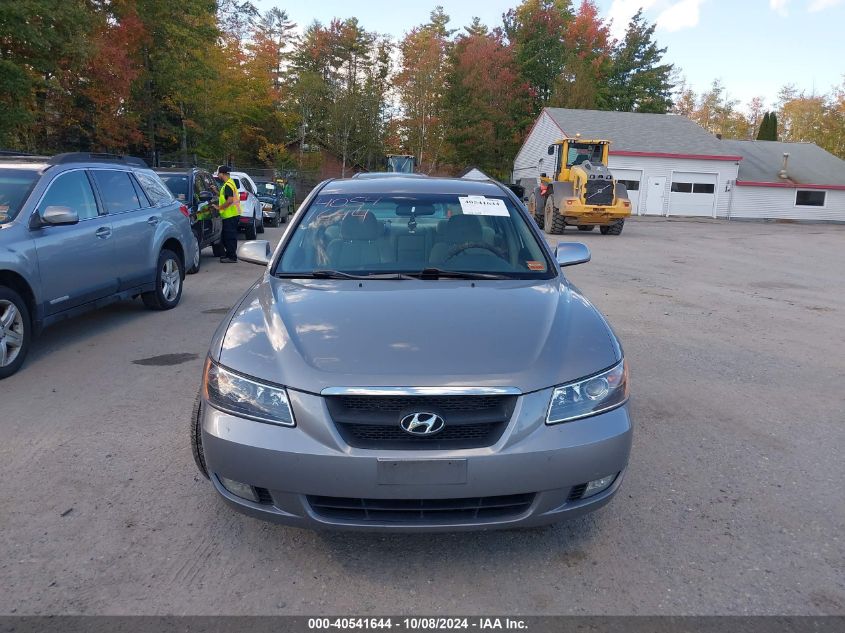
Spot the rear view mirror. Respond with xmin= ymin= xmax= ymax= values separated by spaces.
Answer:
xmin=238 ymin=240 xmax=272 ymax=266
xmin=198 ymin=190 xmax=214 ymax=203
xmin=547 ymin=145 xmax=555 ymax=155
xmin=42 ymin=206 xmax=79 ymax=226
xmin=555 ymin=242 xmax=591 ymax=267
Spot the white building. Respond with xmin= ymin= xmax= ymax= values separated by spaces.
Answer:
xmin=722 ymin=140 xmax=845 ymax=222
xmin=513 ymin=108 xmax=742 ymax=218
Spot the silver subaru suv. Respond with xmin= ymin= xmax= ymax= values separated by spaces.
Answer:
xmin=0 ymin=153 xmax=196 ymax=379
xmin=192 ymin=175 xmax=632 ymax=531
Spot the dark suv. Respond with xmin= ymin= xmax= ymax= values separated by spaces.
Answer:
xmin=253 ymin=180 xmax=290 ymax=227
xmin=0 ymin=153 xmax=196 ymax=379
xmin=155 ymin=167 xmax=224 ymax=272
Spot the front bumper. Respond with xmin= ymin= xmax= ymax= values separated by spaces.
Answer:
xmin=200 ymin=388 xmax=632 ymax=531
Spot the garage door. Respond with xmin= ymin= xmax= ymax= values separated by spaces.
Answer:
xmin=669 ymin=172 xmax=717 ymax=217
xmin=612 ymin=168 xmax=642 ymax=214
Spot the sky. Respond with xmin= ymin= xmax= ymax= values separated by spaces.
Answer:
xmin=254 ymin=0 xmax=844 ymax=109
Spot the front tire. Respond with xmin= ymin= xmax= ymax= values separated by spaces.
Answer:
xmin=187 ymin=231 xmax=201 ymax=274
xmin=0 ymin=287 xmax=31 ymax=380
xmin=257 ymin=211 xmax=265 ymax=234
xmin=190 ymin=389 xmax=209 ymax=478
xmin=545 ymin=196 xmax=566 ymax=235
xmin=600 ymin=220 xmax=625 ymax=235
xmin=142 ymin=249 xmax=183 ymax=310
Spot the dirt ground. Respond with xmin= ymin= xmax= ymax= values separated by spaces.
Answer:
xmin=1 ymin=217 xmax=843 ymax=615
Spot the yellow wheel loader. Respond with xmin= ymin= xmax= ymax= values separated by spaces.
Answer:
xmin=525 ymin=137 xmax=631 ymax=235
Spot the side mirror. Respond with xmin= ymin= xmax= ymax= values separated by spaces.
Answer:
xmin=238 ymin=240 xmax=271 ymax=266
xmin=42 ymin=206 xmax=80 ymax=226
xmin=547 ymin=145 xmax=555 ymax=155
xmin=198 ymin=190 xmax=214 ymax=203
xmin=540 ymin=172 xmax=547 ymax=178
xmin=555 ymin=242 xmax=591 ymax=267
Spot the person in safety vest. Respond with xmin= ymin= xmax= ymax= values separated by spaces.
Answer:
xmin=215 ymin=165 xmax=241 ymax=263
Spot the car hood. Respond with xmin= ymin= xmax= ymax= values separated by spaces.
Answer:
xmin=213 ymin=277 xmax=620 ymax=394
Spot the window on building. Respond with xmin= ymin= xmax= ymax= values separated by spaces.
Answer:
xmin=617 ymin=179 xmax=640 ymax=191
xmin=693 ymin=183 xmax=715 ymax=194
xmin=795 ymin=190 xmax=826 ymax=207
xmin=671 ymin=182 xmax=692 ymax=193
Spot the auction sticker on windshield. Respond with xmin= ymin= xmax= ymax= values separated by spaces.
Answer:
xmin=458 ymin=195 xmax=509 ymax=216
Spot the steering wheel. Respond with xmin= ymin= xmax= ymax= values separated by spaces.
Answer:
xmin=443 ymin=241 xmax=508 ymax=262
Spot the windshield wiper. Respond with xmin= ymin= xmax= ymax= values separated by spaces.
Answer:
xmin=277 ymin=270 xmax=415 ymax=280
xmin=411 ymin=268 xmax=508 ymax=280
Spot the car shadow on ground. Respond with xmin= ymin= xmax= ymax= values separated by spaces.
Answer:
xmin=25 ymin=300 xmax=152 ymax=366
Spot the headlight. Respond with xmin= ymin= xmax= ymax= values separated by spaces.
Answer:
xmin=203 ymin=359 xmax=295 ymax=426
xmin=546 ymin=360 xmax=628 ymax=425
xmin=262 ymin=203 xmax=273 ymax=211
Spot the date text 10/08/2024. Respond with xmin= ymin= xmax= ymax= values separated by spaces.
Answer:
xmin=307 ymin=618 xmax=528 ymax=630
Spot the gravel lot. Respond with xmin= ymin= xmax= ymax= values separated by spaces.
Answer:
xmin=1 ymin=217 xmax=843 ymax=615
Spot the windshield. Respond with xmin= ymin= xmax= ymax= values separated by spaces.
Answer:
xmin=157 ymin=173 xmax=189 ymax=202
xmin=276 ymin=192 xmax=553 ymax=278
xmin=0 ymin=168 xmax=40 ymax=224
xmin=567 ymin=143 xmax=605 ymax=167
xmin=256 ymin=181 xmax=277 ymax=195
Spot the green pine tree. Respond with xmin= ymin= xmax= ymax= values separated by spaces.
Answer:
xmin=603 ymin=9 xmax=675 ymax=113
xmin=768 ymin=112 xmax=778 ymax=141
xmin=757 ymin=112 xmax=771 ymax=140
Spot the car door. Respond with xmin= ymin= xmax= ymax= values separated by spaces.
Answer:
xmin=200 ymin=172 xmax=222 ymax=242
xmin=90 ymin=169 xmax=150 ymax=291
xmin=30 ymin=169 xmax=118 ymax=314
xmin=241 ymin=177 xmax=258 ymax=218
xmin=192 ymin=172 xmax=212 ymax=244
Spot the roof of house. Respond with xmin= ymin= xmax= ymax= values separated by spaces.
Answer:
xmin=543 ymin=108 xmax=740 ymax=160
xmin=459 ymin=166 xmax=491 ymax=180
xmin=722 ymin=139 xmax=845 ymax=187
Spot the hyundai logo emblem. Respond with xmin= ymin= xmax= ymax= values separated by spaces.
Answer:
xmin=399 ymin=412 xmax=446 ymax=436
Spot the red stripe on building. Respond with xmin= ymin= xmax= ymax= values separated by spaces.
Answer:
xmin=736 ymin=180 xmax=845 ymax=191
xmin=610 ymin=150 xmax=743 ymax=162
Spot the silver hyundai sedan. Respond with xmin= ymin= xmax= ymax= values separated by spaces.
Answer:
xmin=191 ymin=176 xmax=632 ymax=531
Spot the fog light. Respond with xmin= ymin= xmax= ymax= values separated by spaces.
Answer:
xmin=583 ymin=474 xmax=617 ymax=498
xmin=218 ymin=475 xmax=259 ymax=503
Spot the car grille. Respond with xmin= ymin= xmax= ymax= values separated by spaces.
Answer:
xmin=336 ymin=395 xmax=505 ymax=413
xmin=346 ymin=423 xmax=499 ymax=443
xmin=325 ymin=394 xmax=516 ymax=450
xmin=307 ymin=493 xmax=535 ymax=524
xmin=585 ymin=179 xmax=614 ymax=206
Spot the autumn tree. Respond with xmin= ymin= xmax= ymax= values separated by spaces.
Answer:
xmin=444 ymin=22 xmax=532 ymax=178
xmin=78 ymin=3 xmax=147 ymax=152
xmin=551 ymin=0 xmax=612 ymax=109
xmin=504 ymin=0 xmax=573 ymax=112
xmin=287 ymin=19 xmax=391 ymax=174
xmin=131 ymin=0 xmax=220 ymax=163
xmin=395 ymin=7 xmax=454 ymax=173
xmin=0 ymin=0 xmax=94 ymax=150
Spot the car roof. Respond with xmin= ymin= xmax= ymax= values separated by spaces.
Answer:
xmin=352 ymin=172 xmax=429 ymax=180
xmin=320 ymin=176 xmax=508 ymax=196
xmin=0 ymin=158 xmax=51 ymax=172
